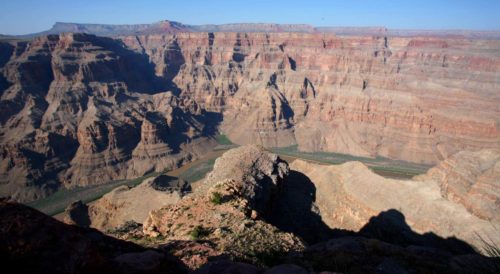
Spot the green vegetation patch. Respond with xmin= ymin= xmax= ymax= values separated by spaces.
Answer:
xmin=189 ymin=225 xmax=209 ymax=240
xmin=210 ymin=192 xmax=223 ymax=205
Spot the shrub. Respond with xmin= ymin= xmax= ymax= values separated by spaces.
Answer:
xmin=210 ymin=192 xmax=223 ymax=205
xmin=189 ymin=225 xmax=208 ymax=240
xmin=108 ymin=220 xmax=141 ymax=235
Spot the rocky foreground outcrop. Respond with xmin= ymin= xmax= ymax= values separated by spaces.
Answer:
xmin=200 ymin=145 xmax=289 ymax=216
xmin=0 ymin=199 xmax=187 ymax=274
xmin=140 ymin=146 xmax=499 ymax=272
xmin=142 ymin=178 xmax=305 ymax=269
xmin=142 ymin=145 xmax=303 ymax=268
xmin=63 ymin=175 xmax=190 ymax=231
xmin=5 ymin=146 xmax=500 ymax=273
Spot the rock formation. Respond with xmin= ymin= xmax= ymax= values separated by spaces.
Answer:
xmin=5 ymin=146 xmax=500 ymax=273
xmin=122 ymin=32 xmax=500 ymax=165
xmin=201 ymin=145 xmax=288 ymax=216
xmin=0 ymin=33 xmax=215 ymax=202
xmin=416 ymin=149 xmax=500 ymax=221
xmin=288 ymin=157 xmax=500 ymax=251
xmin=142 ymin=177 xmax=305 ymax=268
xmin=142 ymin=146 xmax=304 ymax=267
xmin=141 ymin=146 xmax=497 ymax=272
xmin=1 ymin=30 xmax=499 ymax=203
xmin=63 ymin=175 xmax=189 ymax=231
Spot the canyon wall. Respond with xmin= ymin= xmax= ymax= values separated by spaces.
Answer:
xmin=1 ymin=32 xmax=499 ymax=201
xmin=122 ymin=32 xmax=500 ymax=163
xmin=0 ymin=33 xmax=215 ymax=201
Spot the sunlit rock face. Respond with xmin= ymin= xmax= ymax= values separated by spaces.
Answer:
xmin=123 ymin=32 xmax=500 ymax=164
xmin=416 ymin=149 xmax=500 ymax=222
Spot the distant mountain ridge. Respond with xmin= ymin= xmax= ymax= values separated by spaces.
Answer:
xmin=9 ymin=20 xmax=500 ymax=39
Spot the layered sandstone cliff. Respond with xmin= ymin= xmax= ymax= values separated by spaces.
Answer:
xmin=0 ymin=33 xmax=215 ymax=201
xmin=416 ymin=149 xmax=500 ymax=221
xmin=122 ymin=32 xmax=500 ymax=164
xmin=1 ymin=31 xmax=499 ymax=201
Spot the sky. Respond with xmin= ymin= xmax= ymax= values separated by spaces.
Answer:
xmin=0 ymin=0 xmax=499 ymax=35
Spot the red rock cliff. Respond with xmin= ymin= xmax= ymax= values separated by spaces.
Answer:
xmin=122 ymin=32 xmax=500 ymax=163
xmin=1 ymin=32 xmax=499 ymax=201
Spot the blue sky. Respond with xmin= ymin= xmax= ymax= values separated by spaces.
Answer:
xmin=1 ymin=0 xmax=499 ymax=35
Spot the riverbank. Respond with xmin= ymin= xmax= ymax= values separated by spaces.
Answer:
xmin=27 ymin=136 xmax=431 ymax=216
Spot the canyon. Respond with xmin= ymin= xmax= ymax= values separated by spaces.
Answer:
xmin=1 ymin=27 xmax=499 ymax=202
xmin=0 ymin=5 xmax=498 ymax=271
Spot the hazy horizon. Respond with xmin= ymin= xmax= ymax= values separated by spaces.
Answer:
xmin=1 ymin=0 xmax=499 ymax=35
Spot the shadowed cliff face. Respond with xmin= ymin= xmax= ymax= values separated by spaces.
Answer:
xmin=1 ymin=32 xmax=499 ymax=202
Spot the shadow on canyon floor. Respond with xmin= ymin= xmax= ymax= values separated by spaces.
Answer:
xmin=270 ymin=170 xmax=478 ymax=255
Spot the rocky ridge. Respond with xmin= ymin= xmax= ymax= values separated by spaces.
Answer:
xmin=142 ymin=145 xmax=304 ymax=268
xmin=199 ymin=145 xmax=288 ymax=216
xmin=6 ymin=146 xmax=500 ymax=273
xmin=289 ymin=157 xmax=499 ymax=251
xmin=131 ymin=146 xmax=499 ymax=272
